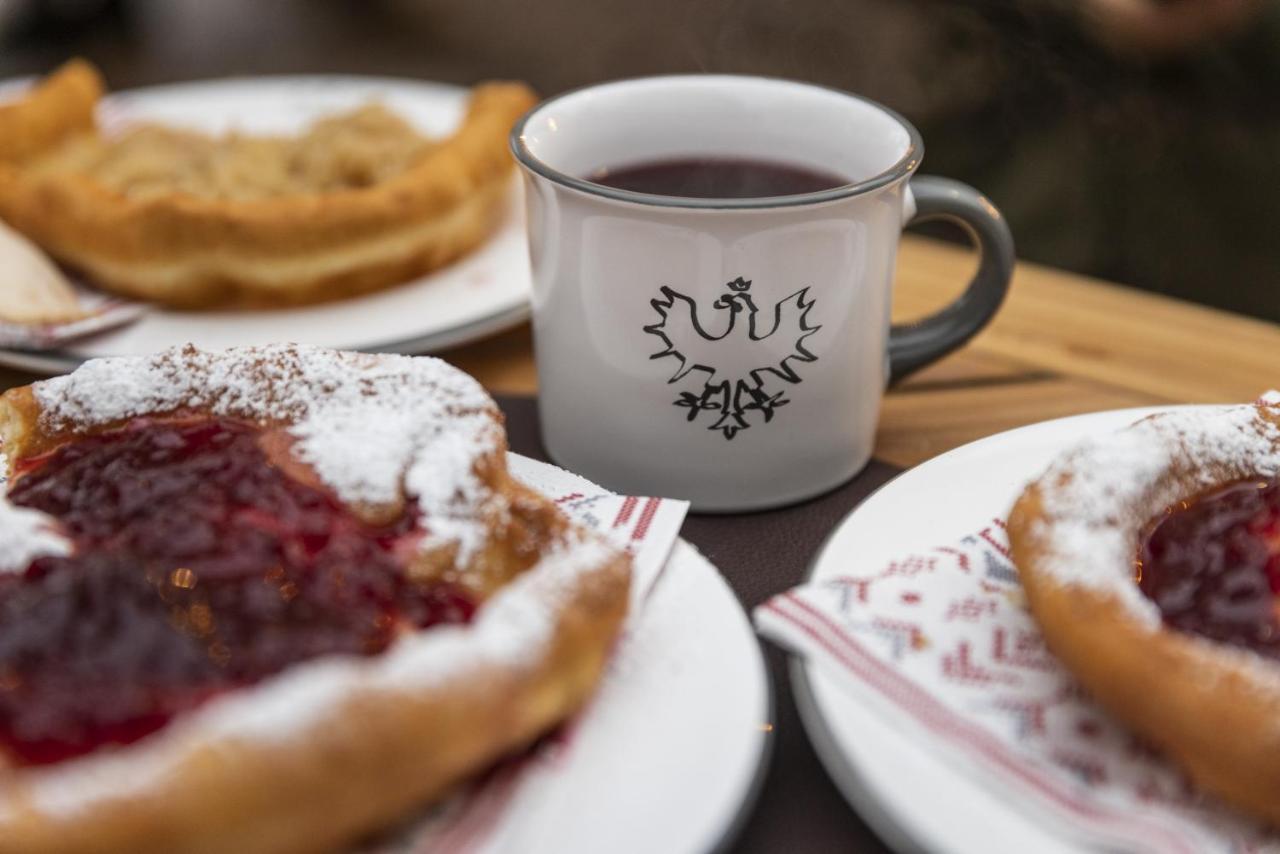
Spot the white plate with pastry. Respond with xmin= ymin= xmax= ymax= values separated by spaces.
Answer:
xmin=787 ymin=406 xmax=1277 ymax=854
xmin=0 ymin=67 xmax=535 ymax=372
xmin=0 ymin=345 xmax=771 ymax=853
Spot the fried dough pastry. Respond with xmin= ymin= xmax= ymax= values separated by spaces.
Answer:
xmin=1009 ymin=395 xmax=1280 ymax=826
xmin=0 ymin=344 xmax=630 ymax=854
xmin=0 ymin=61 xmax=536 ymax=307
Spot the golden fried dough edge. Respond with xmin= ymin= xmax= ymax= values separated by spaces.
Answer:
xmin=1009 ymin=448 xmax=1280 ymax=828
xmin=0 ymin=60 xmax=102 ymax=163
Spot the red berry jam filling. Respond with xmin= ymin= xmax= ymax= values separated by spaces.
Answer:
xmin=1138 ymin=477 xmax=1280 ymax=653
xmin=0 ymin=417 xmax=474 ymax=765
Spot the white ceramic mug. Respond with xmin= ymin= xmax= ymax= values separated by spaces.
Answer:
xmin=511 ymin=75 xmax=1014 ymax=511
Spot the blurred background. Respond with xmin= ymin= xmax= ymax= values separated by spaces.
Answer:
xmin=2 ymin=0 xmax=1276 ymax=321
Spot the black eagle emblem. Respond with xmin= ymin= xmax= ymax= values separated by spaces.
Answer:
xmin=642 ymin=277 xmax=821 ymax=439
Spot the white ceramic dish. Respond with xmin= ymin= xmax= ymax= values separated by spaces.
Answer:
xmin=438 ymin=454 xmax=774 ymax=854
xmin=792 ymin=407 xmax=1177 ymax=854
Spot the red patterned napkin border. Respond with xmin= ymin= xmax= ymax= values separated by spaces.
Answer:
xmin=755 ymin=519 xmax=1272 ymax=854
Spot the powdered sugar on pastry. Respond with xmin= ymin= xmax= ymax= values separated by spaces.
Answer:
xmin=0 ymin=472 xmax=70 ymax=572
xmin=32 ymin=344 xmax=502 ymax=562
xmin=1024 ymin=399 xmax=1280 ymax=627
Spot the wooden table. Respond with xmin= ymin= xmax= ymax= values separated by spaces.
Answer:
xmin=437 ymin=233 xmax=1280 ymax=466
xmin=1 ymin=233 xmax=1270 ymax=456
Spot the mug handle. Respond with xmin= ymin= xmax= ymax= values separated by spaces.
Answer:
xmin=888 ymin=175 xmax=1015 ymax=384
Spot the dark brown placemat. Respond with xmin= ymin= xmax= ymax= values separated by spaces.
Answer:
xmin=496 ymin=396 xmax=903 ymax=853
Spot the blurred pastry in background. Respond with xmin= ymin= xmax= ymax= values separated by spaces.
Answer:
xmin=0 ymin=60 xmax=536 ymax=308
xmin=0 ymin=219 xmax=88 ymax=324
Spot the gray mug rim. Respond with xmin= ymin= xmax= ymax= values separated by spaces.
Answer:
xmin=509 ymin=73 xmax=925 ymax=210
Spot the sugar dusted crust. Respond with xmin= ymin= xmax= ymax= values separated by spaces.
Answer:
xmin=1008 ymin=395 xmax=1280 ymax=825
xmin=0 ymin=345 xmax=631 ymax=854
xmin=0 ymin=61 xmax=536 ymax=308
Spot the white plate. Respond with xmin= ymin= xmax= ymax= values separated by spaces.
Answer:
xmin=0 ymin=75 xmax=532 ymax=372
xmin=448 ymin=454 xmax=772 ymax=854
xmin=792 ymin=407 xmax=1183 ymax=854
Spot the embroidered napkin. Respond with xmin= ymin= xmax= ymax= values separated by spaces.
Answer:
xmin=505 ymin=455 xmax=688 ymax=609
xmin=755 ymin=518 xmax=1279 ymax=854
